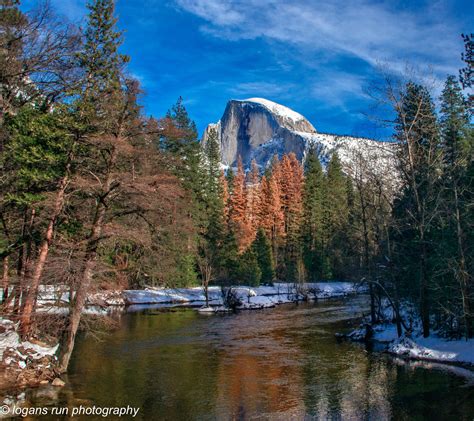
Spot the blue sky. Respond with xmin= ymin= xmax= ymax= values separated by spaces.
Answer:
xmin=23 ymin=0 xmax=473 ymax=138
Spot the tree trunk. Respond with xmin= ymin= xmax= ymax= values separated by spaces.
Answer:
xmin=59 ymin=146 xmax=117 ymax=372
xmin=385 ymin=224 xmax=403 ymax=337
xmin=20 ymin=169 xmax=70 ymax=336
xmin=361 ymin=197 xmax=375 ymax=324
xmin=58 ymin=256 xmax=95 ymax=372
xmin=419 ymin=238 xmax=430 ymax=337
xmin=1 ymin=256 xmax=9 ymax=305
xmin=204 ymin=281 xmax=209 ymax=307
xmin=454 ymin=185 xmax=472 ymax=338
xmin=14 ymin=209 xmax=35 ymax=316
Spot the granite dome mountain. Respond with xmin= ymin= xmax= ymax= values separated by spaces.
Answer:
xmin=203 ymin=98 xmax=393 ymax=173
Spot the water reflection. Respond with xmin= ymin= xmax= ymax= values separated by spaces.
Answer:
xmin=27 ymin=298 xmax=474 ymax=420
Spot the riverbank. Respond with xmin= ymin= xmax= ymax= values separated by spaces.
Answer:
xmin=123 ymin=282 xmax=362 ymax=310
xmin=342 ymin=302 xmax=474 ymax=366
xmin=2 ymin=282 xmax=362 ymax=313
xmin=0 ymin=319 xmax=63 ymax=401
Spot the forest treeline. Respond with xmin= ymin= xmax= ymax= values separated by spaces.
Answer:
xmin=0 ymin=0 xmax=473 ymax=375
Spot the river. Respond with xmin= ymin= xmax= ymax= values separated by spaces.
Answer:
xmin=26 ymin=296 xmax=474 ymax=420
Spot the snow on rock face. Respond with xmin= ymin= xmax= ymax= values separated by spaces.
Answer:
xmin=244 ymin=98 xmax=313 ymax=127
xmin=203 ymin=98 xmax=395 ymax=176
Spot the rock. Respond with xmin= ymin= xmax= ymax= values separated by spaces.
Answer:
xmin=202 ymin=98 xmax=394 ymax=177
xmin=39 ymin=380 xmax=49 ymax=385
xmin=52 ymin=378 xmax=65 ymax=387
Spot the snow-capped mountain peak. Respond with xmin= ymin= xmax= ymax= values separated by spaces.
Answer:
xmin=202 ymin=98 xmax=395 ymax=177
xmin=240 ymin=98 xmax=314 ymax=129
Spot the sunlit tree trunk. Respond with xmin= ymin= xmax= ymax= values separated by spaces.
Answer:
xmin=20 ymin=164 xmax=70 ymax=336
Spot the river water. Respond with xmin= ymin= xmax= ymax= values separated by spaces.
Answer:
xmin=27 ymin=296 xmax=474 ymax=420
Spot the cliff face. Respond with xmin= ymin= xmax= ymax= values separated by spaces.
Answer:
xmin=203 ymin=98 xmax=393 ymax=173
xmin=203 ymin=98 xmax=316 ymax=168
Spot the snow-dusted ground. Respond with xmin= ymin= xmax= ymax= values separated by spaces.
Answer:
xmin=0 ymin=319 xmax=58 ymax=363
xmin=0 ymin=286 xmax=125 ymax=315
xmin=388 ymin=336 xmax=474 ymax=365
xmin=1 ymin=282 xmax=361 ymax=315
xmin=33 ymin=285 xmax=125 ymax=307
xmin=0 ymin=318 xmax=59 ymax=397
xmin=344 ymin=301 xmax=474 ymax=366
xmin=123 ymin=282 xmax=362 ymax=311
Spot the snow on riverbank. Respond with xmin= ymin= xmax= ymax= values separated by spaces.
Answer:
xmin=0 ymin=319 xmax=60 ymax=392
xmin=388 ymin=336 xmax=474 ymax=365
xmin=344 ymin=301 xmax=474 ymax=366
xmin=123 ymin=282 xmax=362 ymax=310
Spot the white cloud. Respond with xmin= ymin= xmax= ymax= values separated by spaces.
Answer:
xmin=310 ymin=72 xmax=368 ymax=109
xmin=174 ymin=0 xmax=464 ymax=79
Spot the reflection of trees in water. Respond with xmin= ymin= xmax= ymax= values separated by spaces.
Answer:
xmin=64 ymin=310 xmax=222 ymax=420
xmin=214 ymin=352 xmax=305 ymax=419
xmin=36 ymin=304 xmax=474 ymax=420
xmin=213 ymin=312 xmax=306 ymax=419
xmin=301 ymin=343 xmax=394 ymax=419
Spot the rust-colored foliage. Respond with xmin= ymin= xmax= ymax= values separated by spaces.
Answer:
xmin=229 ymin=157 xmax=253 ymax=252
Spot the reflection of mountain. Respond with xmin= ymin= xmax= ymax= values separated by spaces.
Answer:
xmin=203 ymin=98 xmax=394 ymax=175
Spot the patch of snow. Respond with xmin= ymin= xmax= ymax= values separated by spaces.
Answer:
xmin=123 ymin=282 xmax=361 ymax=308
xmin=343 ymin=298 xmax=474 ymax=366
xmin=238 ymin=295 xmax=275 ymax=309
xmin=389 ymin=336 xmax=474 ymax=364
xmin=242 ymin=98 xmax=310 ymax=125
xmin=197 ymin=306 xmax=216 ymax=313
xmin=123 ymin=287 xmax=224 ymax=305
xmin=0 ymin=329 xmax=20 ymax=360
xmin=21 ymin=341 xmax=59 ymax=360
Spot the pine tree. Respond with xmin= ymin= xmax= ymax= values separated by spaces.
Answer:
xmin=161 ymin=96 xmax=198 ymax=155
xmin=282 ymin=153 xmax=304 ymax=281
xmin=252 ymin=228 xmax=275 ymax=284
xmin=226 ymin=167 xmax=235 ymax=194
xmin=246 ymin=159 xmax=261 ymax=239
xmin=0 ymin=0 xmax=27 ymax=118
xmin=323 ymin=152 xmax=348 ymax=279
xmin=439 ymin=75 xmax=473 ymax=337
xmin=58 ymin=0 xmax=133 ymax=371
xmin=392 ymin=82 xmax=441 ymax=337
xmin=440 ymin=76 xmax=471 ymax=167
xmin=221 ymin=170 xmax=230 ymax=221
xmin=460 ymin=33 xmax=473 ymax=111
xmin=235 ymin=248 xmax=261 ymax=286
xmin=204 ymin=128 xmax=222 ymax=199
xmin=77 ymin=0 xmax=129 ymax=119
xmin=229 ymin=157 xmax=252 ymax=252
xmin=200 ymin=127 xmax=226 ymax=283
xmin=302 ymin=147 xmax=325 ymax=280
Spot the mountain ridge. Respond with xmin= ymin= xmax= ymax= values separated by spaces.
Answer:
xmin=203 ymin=98 xmax=394 ymax=174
